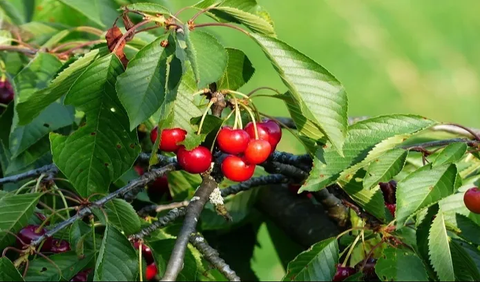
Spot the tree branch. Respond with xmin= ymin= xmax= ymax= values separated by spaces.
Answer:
xmin=138 ymin=201 xmax=190 ymax=217
xmin=161 ymin=174 xmax=218 ymax=281
xmin=131 ymin=207 xmax=187 ymax=240
xmin=31 ymin=164 xmax=176 ymax=247
xmin=189 ymin=233 xmax=241 ymax=281
xmin=221 ymin=174 xmax=288 ymax=197
xmin=0 ymin=164 xmax=58 ymax=185
xmin=268 ymin=151 xmax=312 ymax=172
xmin=313 ymin=188 xmax=349 ymax=227
xmin=401 ymin=138 xmax=478 ymax=150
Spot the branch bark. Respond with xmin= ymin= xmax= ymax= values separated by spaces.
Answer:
xmin=0 ymin=164 xmax=57 ymax=185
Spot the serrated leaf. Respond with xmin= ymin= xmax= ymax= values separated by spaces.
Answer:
xmin=251 ymin=33 xmax=348 ymax=154
xmin=94 ymin=224 xmax=138 ymax=281
xmin=428 ymin=213 xmax=454 ymax=281
xmin=282 ymin=238 xmax=338 ymax=281
xmin=16 ymin=49 xmax=101 ymax=125
xmin=217 ymin=48 xmax=254 ymax=91
xmin=0 ymin=193 xmax=41 ymax=249
xmin=415 ymin=205 xmax=439 ymax=280
xmin=396 ymin=163 xmax=456 ymax=226
xmin=51 ymin=54 xmax=140 ymax=197
xmin=104 ymin=199 xmax=141 ymax=235
xmin=455 ymin=239 xmax=480 ymax=277
xmin=185 ymin=28 xmax=228 ymax=88
xmin=124 ymin=2 xmax=171 ymax=15
xmin=363 ymin=149 xmax=408 ymax=190
xmin=116 ymin=35 xmax=175 ymax=130
xmin=25 ymin=251 xmax=93 ymax=281
xmin=58 ymin=0 xmax=118 ymax=28
xmin=450 ymin=239 xmax=480 ymax=281
xmin=0 ymin=257 xmax=24 ymax=281
xmin=284 ymin=94 xmax=324 ymax=142
xmin=214 ymin=6 xmax=275 ymax=36
xmin=434 ymin=142 xmax=467 ymax=166
xmin=450 ymin=213 xmax=480 ymax=245
xmin=375 ymin=247 xmax=428 ymax=281
xmin=301 ymin=115 xmax=436 ymax=192
xmin=342 ymin=169 xmax=385 ymax=220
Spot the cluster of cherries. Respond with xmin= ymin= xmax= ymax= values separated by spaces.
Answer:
xmin=149 ymin=119 xmax=282 ymax=182
xmin=379 ymin=180 xmax=397 ymax=217
xmin=333 ymin=258 xmax=377 ymax=281
xmin=133 ymin=241 xmax=158 ymax=281
xmin=17 ymin=224 xmax=70 ymax=254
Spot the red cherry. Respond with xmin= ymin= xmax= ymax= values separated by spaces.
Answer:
xmin=464 ymin=187 xmax=480 ymax=214
xmin=134 ymin=166 xmax=144 ymax=176
xmin=386 ymin=203 xmax=396 ymax=217
xmin=146 ymin=263 xmax=158 ymax=281
xmin=17 ymin=225 xmax=52 ymax=250
xmin=177 ymin=146 xmax=212 ymax=174
xmin=245 ymin=120 xmax=282 ymax=152
xmin=134 ymin=241 xmax=155 ymax=265
xmin=216 ymin=127 xmax=250 ymax=154
xmin=244 ymin=139 xmax=271 ymax=164
xmin=150 ymin=127 xmax=187 ymax=152
xmin=333 ymin=264 xmax=356 ymax=281
xmin=221 ymin=155 xmax=255 ymax=182
xmin=263 ymin=119 xmax=282 ymax=146
xmin=51 ymin=239 xmax=71 ymax=253
xmin=70 ymin=269 xmax=92 ymax=282
xmin=0 ymin=79 xmax=14 ymax=104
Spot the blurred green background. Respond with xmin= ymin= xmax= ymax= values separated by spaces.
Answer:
xmin=5 ymin=0 xmax=480 ymax=280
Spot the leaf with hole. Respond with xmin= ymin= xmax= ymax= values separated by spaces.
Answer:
xmin=25 ymin=251 xmax=93 ymax=281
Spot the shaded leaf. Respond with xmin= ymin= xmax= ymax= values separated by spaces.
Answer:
xmin=168 ymin=170 xmax=202 ymax=201
xmin=434 ymin=142 xmax=467 ymax=166
xmin=0 ymin=257 xmax=24 ymax=281
xmin=451 ymin=213 xmax=480 ymax=245
xmin=58 ymin=0 xmax=118 ymax=28
xmin=25 ymin=251 xmax=93 ymax=281
xmin=103 ymin=199 xmax=141 ymax=236
xmin=450 ymin=239 xmax=480 ymax=281
xmin=217 ymin=48 xmax=254 ymax=91
xmin=363 ymin=149 xmax=408 ymax=190
xmin=375 ymin=247 xmax=428 ymax=281
xmin=428 ymin=213 xmax=454 ymax=281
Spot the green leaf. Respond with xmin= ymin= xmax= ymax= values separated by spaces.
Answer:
xmin=16 ymin=49 xmax=101 ymax=125
xmin=455 ymin=239 xmax=480 ymax=278
xmin=429 ymin=213 xmax=455 ymax=281
xmin=25 ymin=251 xmax=93 ymax=281
xmin=6 ymin=135 xmax=51 ymax=174
xmin=0 ymin=257 xmax=24 ymax=281
xmin=363 ymin=149 xmax=408 ymax=190
xmin=58 ymin=0 xmax=118 ymax=28
xmin=0 ymin=193 xmax=41 ymax=249
xmin=450 ymin=214 xmax=480 ymax=245
xmin=434 ymin=142 xmax=467 ymax=166
xmin=0 ymin=0 xmax=24 ymax=24
xmin=70 ymin=220 xmax=91 ymax=258
xmin=217 ymin=48 xmax=254 ymax=91
xmin=282 ymin=238 xmax=338 ymax=281
xmin=168 ymin=170 xmax=202 ymax=201
xmin=94 ymin=224 xmax=138 ymax=281
xmin=301 ymin=115 xmax=436 ymax=192
xmin=396 ymin=164 xmax=457 ymax=226
xmin=50 ymin=54 xmax=140 ymax=197
xmin=214 ymin=6 xmax=276 ymax=37
xmin=342 ymin=169 xmax=385 ymax=220
xmin=123 ymin=2 xmax=171 ymax=15
xmin=251 ymin=33 xmax=348 ymax=154
xmin=185 ymin=28 xmax=228 ymax=88
xmin=116 ymin=34 xmax=175 ymax=130
xmin=104 ymin=199 xmax=141 ymax=235
xmin=375 ymin=247 xmax=428 ymax=281
xmin=450 ymin=239 xmax=480 ymax=281
xmin=284 ymin=94 xmax=324 ymax=142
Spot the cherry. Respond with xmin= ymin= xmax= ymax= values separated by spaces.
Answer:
xmin=216 ymin=126 xmax=250 ymax=154
xmin=379 ymin=180 xmax=397 ymax=204
xmin=70 ymin=269 xmax=92 ymax=282
xmin=17 ymin=225 xmax=52 ymax=250
xmin=244 ymin=139 xmax=271 ymax=164
xmin=177 ymin=146 xmax=212 ymax=174
xmin=221 ymin=155 xmax=255 ymax=182
xmin=150 ymin=127 xmax=187 ymax=152
xmin=245 ymin=120 xmax=282 ymax=152
xmin=146 ymin=263 xmax=158 ymax=281
xmin=333 ymin=264 xmax=356 ymax=281
xmin=50 ymin=239 xmax=71 ymax=253
xmin=358 ymin=258 xmax=377 ymax=279
xmin=386 ymin=203 xmax=396 ymax=217
xmin=134 ymin=241 xmax=155 ymax=265
xmin=464 ymin=187 xmax=480 ymax=214
xmin=0 ymin=79 xmax=14 ymax=105
xmin=134 ymin=165 xmax=144 ymax=176
xmin=148 ymin=175 xmax=172 ymax=201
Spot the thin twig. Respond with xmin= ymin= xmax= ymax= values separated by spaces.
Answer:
xmin=137 ymin=201 xmax=189 ymax=217
xmin=431 ymin=124 xmax=480 ymax=139
xmin=401 ymin=138 xmax=478 ymax=150
xmin=189 ymin=233 xmax=240 ymax=281
xmin=194 ymin=23 xmax=250 ymax=36
xmin=57 ymin=39 xmax=105 ymax=56
xmin=113 ymin=20 xmax=150 ymax=52
xmin=30 ymin=164 xmax=176 ymax=247
xmin=0 ymin=45 xmax=37 ymax=55
xmin=131 ymin=207 xmax=187 ymax=240
xmin=0 ymin=164 xmax=58 ymax=185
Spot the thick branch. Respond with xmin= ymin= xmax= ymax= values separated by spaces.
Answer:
xmin=268 ymin=151 xmax=312 ymax=172
xmin=260 ymin=161 xmax=308 ymax=183
xmin=132 ymin=207 xmax=187 ymax=239
xmin=0 ymin=164 xmax=58 ymax=185
xmin=189 ymin=233 xmax=240 ymax=281
xmin=161 ymin=174 xmax=218 ymax=281
xmin=313 ymin=188 xmax=348 ymax=227
xmin=31 ymin=164 xmax=176 ymax=247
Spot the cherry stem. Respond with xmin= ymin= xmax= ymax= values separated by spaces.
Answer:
xmin=192 ymin=89 xmax=208 ymax=97
xmin=136 ymin=25 xmax=163 ymax=34
xmin=247 ymin=87 xmax=282 ymax=97
xmin=197 ymin=101 xmax=215 ymax=135
xmin=447 ymin=123 xmax=480 ymax=142
xmin=174 ymin=6 xmax=191 ymax=17
xmin=342 ymin=233 xmax=361 ymax=267
xmin=74 ymin=26 xmax=104 ymax=36
xmin=233 ymin=99 xmax=241 ymax=130
xmin=113 ymin=20 xmax=151 ymax=53
xmin=335 ymin=227 xmax=365 ymax=240
xmin=238 ymin=103 xmax=259 ymax=139
xmin=139 ymin=241 xmax=144 ymax=282
xmin=38 ymin=202 xmax=67 ymax=221
xmin=57 ymin=39 xmax=105 ymax=57
xmin=194 ymin=23 xmax=250 ymax=36
xmin=189 ymin=4 xmax=218 ymax=23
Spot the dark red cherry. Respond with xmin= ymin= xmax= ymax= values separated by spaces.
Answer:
xmin=262 ymin=119 xmax=282 ymax=147
xmin=216 ymin=126 xmax=250 ymax=154
xmin=379 ymin=180 xmax=397 ymax=204
xmin=221 ymin=155 xmax=255 ymax=182
xmin=464 ymin=187 xmax=480 ymax=214
xmin=0 ymin=79 xmax=14 ymax=104
xmin=51 ymin=239 xmax=71 ymax=253
xmin=150 ymin=127 xmax=187 ymax=152
xmin=386 ymin=203 xmax=396 ymax=217
xmin=333 ymin=264 xmax=356 ymax=281
xmin=134 ymin=241 xmax=154 ymax=265
xmin=245 ymin=120 xmax=282 ymax=152
xmin=70 ymin=269 xmax=92 ymax=282
xmin=176 ymin=146 xmax=212 ymax=174
xmin=146 ymin=263 xmax=158 ymax=281
xmin=17 ymin=225 xmax=52 ymax=250
xmin=244 ymin=139 xmax=271 ymax=164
